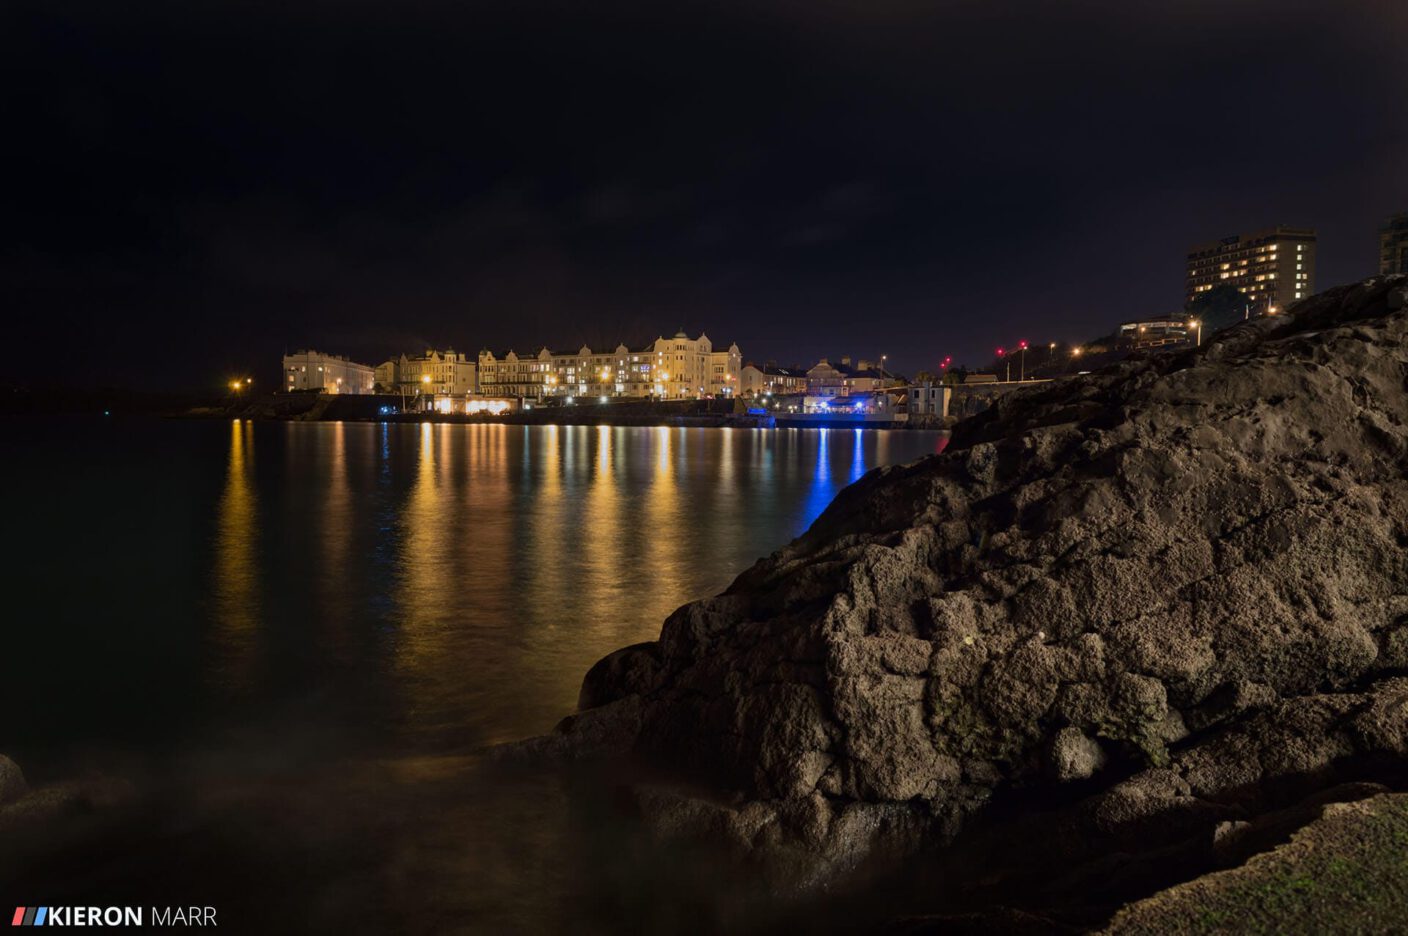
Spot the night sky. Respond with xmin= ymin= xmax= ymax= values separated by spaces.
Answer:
xmin=5 ymin=0 xmax=1406 ymax=391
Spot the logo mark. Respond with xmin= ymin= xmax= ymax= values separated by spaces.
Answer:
xmin=11 ymin=908 xmax=47 ymax=927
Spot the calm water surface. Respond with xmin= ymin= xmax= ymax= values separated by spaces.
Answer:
xmin=5 ymin=418 xmax=945 ymax=763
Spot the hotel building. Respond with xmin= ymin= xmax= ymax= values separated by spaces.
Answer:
xmin=282 ymin=350 xmax=375 ymax=394
xmin=1381 ymin=212 xmax=1408 ymax=276
xmin=1186 ymin=226 xmax=1316 ymax=314
xmin=477 ymin=331 xmax=741 ymax=401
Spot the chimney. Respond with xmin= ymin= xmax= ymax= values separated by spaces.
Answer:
xmin=841 ymin=356 xmax=852 ymax=367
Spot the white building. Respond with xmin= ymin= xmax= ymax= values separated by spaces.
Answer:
xmin=907 ymin=382 xmax=950 ymax=417
xmin=282 ymin=350 xmax=375 ymax=394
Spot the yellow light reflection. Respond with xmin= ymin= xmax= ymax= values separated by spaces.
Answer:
xmin=395 ymin=423 xmax=456 ymax=681
xmin=213 ymin=419 xmax=261 ymax=691
xmin=581 ymin=425 xmax=623 ymax=613
xmin=643 ymin=426 xmax=684 ymax=624
xmin=316 ymin=422 xmax=353 ymax=646
xmin=524 ymin=425 xmax=565 ymax=637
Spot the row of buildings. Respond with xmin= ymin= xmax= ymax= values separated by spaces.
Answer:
xmin=475 ymin=331 xmax=742 ymax=400
xmin=280 ymin=335 xmax=915 ymax=415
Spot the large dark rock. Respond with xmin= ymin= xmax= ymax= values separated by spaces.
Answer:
xmin=535 ymin=275 xmax=1408 ymax=884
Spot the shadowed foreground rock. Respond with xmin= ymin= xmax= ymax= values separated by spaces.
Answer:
xmin=1101 ymin=791 xmax=1408 ymax=934
xmin=519 ymin=275 xmax=1408 ymax=917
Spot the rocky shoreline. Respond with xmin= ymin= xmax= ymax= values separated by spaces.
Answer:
xmin=511 ymin=275 xmax=1408 ymax=929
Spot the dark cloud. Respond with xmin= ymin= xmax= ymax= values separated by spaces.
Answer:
xmin=2 ymin=0 xmax=1405 ymax=388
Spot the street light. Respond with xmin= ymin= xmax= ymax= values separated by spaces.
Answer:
xmin=1188 ymin=318 xmax=1203 ymax=347
xmin=1018 ymin=340 xmax=1028 ymax=381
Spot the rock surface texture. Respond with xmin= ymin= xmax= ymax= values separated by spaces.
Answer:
xmin=543 ymin=276 xmax=1408 ymax=906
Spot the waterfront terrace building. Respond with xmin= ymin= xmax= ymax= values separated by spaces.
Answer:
xmin=282 ymin=350 xmax=375 ymax=394
xmin=709 ymin=342 xmax=743 ymax=397
xmin=377 ymin=349 xmax=477 ymax=397
xmin=741 ymin=363 xmax=808 ymax=398
xmin=1381 ymin=212 xmax=1408 ymax=276
xmin=478 ymin=331 xmax=742 ymax=401
xmin=1186 ymin=226 xmax=1317 ymax=315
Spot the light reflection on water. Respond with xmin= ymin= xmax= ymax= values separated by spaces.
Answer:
xmin=203 ymin=422 xmax=946 ymax=752
xmin=212 ymin=420 xmax=260 ymax=690
xmin=20 ymin=420 xmax=945 ymax=758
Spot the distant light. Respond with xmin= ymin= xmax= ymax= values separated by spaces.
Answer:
xmin=599 ymin=396 xmax=608 ymax=404
xmin=103 ymin=410 xmax=110 ymax=416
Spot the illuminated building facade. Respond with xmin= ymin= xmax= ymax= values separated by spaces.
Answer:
xmin=477 ymin=332 xmax=742 ymax=401
xmin=709 ymin=343 xmax=743 ymax=397
xmin=1381 ymin=212 xmax=1408 ymax=275
xmin=377 ymin=350 xmax=477 ymax=397
xmin=1186 ymin=226 xmax=1316 ymax=314
xmin=282 ymin=350 xmax=375 ymax=394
